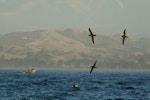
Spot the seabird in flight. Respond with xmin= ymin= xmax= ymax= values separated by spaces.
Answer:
xmin=90 ymin=60 xmax=97 ymax=74
xmin=121 ymin=29 xmax=128 ymax=45
xmin=89 ymin=28 xmax=96 ymax=44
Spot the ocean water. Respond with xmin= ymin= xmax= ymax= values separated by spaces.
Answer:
xmin=0 ymin=70 xmax=150 ymax=100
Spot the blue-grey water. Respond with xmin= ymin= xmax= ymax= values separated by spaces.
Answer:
xmin=0 ymin=70 xmax=150 ymax=100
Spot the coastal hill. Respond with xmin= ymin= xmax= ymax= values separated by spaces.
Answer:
xmin=0 ymin=29 xmax=150 ymax=70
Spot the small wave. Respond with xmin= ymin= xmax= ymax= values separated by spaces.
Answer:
xmin=106 ymin=98 xmax=125 ymax=100
xmin=115 ymin=81 xmax=127 ymax=85
xmin=90 ymin=80 xmax=104 ymax=85
xmin=121 ymin=86 xmax=135 ymax=90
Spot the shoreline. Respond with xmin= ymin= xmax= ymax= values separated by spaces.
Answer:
xmin=0 ymin=67 xmax=150 ymax=72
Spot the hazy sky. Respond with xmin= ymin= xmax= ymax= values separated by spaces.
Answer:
xmin=0 ymin=0 xmax=150 ymax=35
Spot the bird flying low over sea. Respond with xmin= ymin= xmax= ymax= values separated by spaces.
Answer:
xmin=90 ymin=60 xmax=97 ymax=74
xmin=89 ymin=28 xmax=96 ymax=44
xmin=121 ymin=29 xmax=128 ymax=45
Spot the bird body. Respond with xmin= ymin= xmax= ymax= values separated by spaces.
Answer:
xmin=121 ymin=29 xmax=128 ymax=45
xmin=89 ymin=28 xmax=96 ymax=44
xmin=71 ymin=84 xmax=78 ymax=88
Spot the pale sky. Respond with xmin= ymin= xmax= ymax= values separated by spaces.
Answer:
xmin=0 ymin=0 xmax=150 ymax=35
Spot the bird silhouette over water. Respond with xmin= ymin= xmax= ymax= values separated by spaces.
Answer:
xmin=89 ymin=28 xmax=96 ymax=44
xmin=90 ymin=60 xmax=97 ymax=74
xmin=71 ymin=83 xmax=78 ymax=88
xmin=121 ymin=29 xmax=128 ymax=45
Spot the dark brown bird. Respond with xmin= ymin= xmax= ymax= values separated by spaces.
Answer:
xmin=121 ymin=29 xmax=128 ymax=45
xmin=89 ymin=28 xmax=96 ymax=44
xmin=90 ymin=60 xmax=97 ymax=74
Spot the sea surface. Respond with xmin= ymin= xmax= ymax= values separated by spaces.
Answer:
xmin=0 ymin=70 xmax=150 ymax=100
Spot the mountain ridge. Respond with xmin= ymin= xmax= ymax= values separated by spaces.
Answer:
xmin=0 ymin=29 xmax=150 ymax=70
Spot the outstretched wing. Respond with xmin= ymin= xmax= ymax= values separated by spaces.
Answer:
xmin=92 ymin=36 xmax=95 ymax=44
xmin=93 ymin=60 xmax=97 ymax=67
xmin=122 ymin=29 xmax=127 ymax=45
xmin=122 ymin=37 xmax=125 ymax=45
xmin=90 ymin=60 xmax=97 ymax=74
xmin=89 ymin=28 xmax=93 ymax=35
xmin=123 ymin=29 xmax=126 ymax=35
xmin=90 ymin=67 xmax=94 ymax=74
